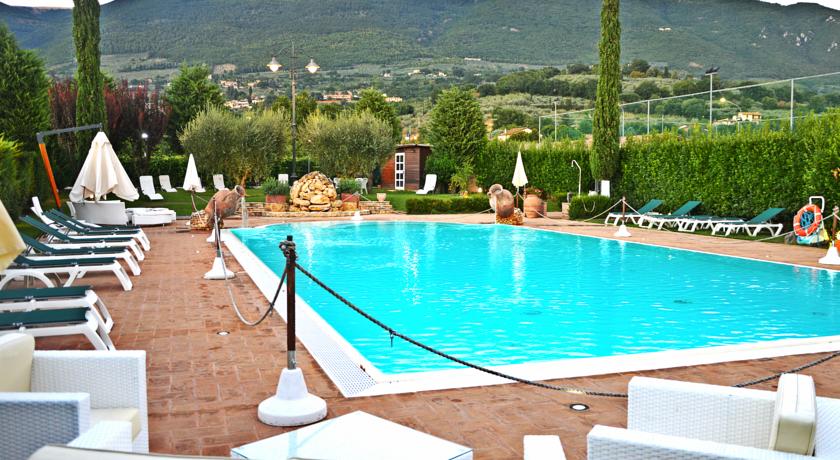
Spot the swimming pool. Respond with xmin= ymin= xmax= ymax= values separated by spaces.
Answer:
xmin=230 ymin=221 xmax=840 ymax=382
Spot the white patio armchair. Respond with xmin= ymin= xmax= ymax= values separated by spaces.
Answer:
xmin=355 ymin=177 xmax=369 ymax=194
xmin=0 ymin=334 xmax=148 ymax=460
xmin=588 ymin=375 xmax=840 ymax=459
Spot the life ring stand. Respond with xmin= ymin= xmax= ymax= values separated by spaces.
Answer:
xmin=794 ymin=204 xmax=822 ymax=237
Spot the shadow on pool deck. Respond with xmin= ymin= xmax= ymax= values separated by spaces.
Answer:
xmin=35 ymin=214 xmax=840 ymax=459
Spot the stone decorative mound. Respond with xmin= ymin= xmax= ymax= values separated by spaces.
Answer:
xmin=289 ymin=171 xmax=342 ymax=212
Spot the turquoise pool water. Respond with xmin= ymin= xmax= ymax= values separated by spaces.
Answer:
xmin=231 ymin=222 xmax=840 ymax=375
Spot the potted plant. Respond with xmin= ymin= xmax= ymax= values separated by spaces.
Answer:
xmin=337 ymin=178 xmax=361 ymax=210
xmin=523 ymin=186 xmax=547 ymax=218
xmin=262 ymin=177 xmax=289 ymax=204
xmin=377 ymin=192 xmax=387 ymax=202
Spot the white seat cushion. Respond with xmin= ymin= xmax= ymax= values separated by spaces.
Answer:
xmin=0 ymin=333 xmax=35 ymax=392
xmin=769 ymin=373 xmax=816 ymax=455
xmin=91 ymin=408 xmax=141 ymax=440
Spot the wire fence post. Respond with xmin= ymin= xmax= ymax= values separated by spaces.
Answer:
xmin=790 ymin=79 xmax=795 ymax=130
xmin=646 ymin=100 xmax=651 ymax=135
xmin=280 ymin=235 xmax=297 ymax=370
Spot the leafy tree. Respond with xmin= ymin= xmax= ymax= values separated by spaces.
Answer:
xmin=300 ymin=111 xmax=395 ymax=177
xmin=634 ymin=81 xmax=661 ymax=100
xmin=73 ymin=0 xmax=107 ymax=153
xmin=104 ymin=80 xmax=170 ymax=174
xmin=681 ymin=99 xmax=706 ymax=120
xmin=625 ymin=58 xmax=650 ymax=75
xmin=0 ymin=24 xmax=50 ymax=150
xmin=355 ymin=88 xmax=401 ymax=141
xmin=165 ymin=65 xmax=224 ymax=150
xmin=493 ymin=108 xmax=529 ymax=129
xmin=567 ymin=63 xmax=591 ymax=75
xmin=591 ymin=0 xmax=621 ymax=181
xmin=272 ymin=90 xmax=317 ymax=127
xmin=426 ymin=87 xmax=487 ymax=189
xmin=179 ymin=106 xmax=287 ymax=185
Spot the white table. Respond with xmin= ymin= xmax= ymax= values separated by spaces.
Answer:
xmin=231 ymin=411 xmax=473 ymax=460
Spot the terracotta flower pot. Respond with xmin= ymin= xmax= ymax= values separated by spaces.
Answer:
xmin=265 ymin=194 xmax=287 ymax=204
xmin=524 ymin=194 xmax=546 ymax=218
xmin=341 ymin=193 xmax=360 ymax=204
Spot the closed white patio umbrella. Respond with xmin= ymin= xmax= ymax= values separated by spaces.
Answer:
xmin=69 ymin=132 xmax=139 ymax=202
xmin=512 ymin=150 xmax=528 ymax=204
xmin=0 ymin=198 xmax=25 ymax=270
xmin=183 ymin=154 xmax=204 ymax=192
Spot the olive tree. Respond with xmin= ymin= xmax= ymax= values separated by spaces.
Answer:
xmin=180 ymin=107 xmax=288 ymax=185
xmin=301 ymin=111 xmax=395 ymax=177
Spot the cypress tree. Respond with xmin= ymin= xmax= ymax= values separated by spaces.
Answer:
xmin=591 ymin=0 xmax=621 ymax=182
xmin=73 ymin=0 xmax=107 ymax=154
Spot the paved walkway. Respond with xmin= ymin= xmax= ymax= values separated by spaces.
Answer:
xmin=35 ymin=214 xmax=840 ymax=459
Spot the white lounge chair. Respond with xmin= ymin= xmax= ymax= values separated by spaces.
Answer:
xmin=22 ymin=216 xmax=147 ymax=262
xmin=1 ymin=255 xmax=133 ymax=291
xmin=212 ymin=174 xmax=228 ymax=191
xmin=0 ymin=334 xmax=148 ymax=458
xmin=416 ymin=174 xmax=437 ymax=195
xmin=355 ymin=177 xmax=369 ymax=194
xmin=158 ymin=175 xmax=177 ymax=193
xmin=587 ymin=375 xmax=840 ymax=459
xmin=277 ymin=174 xmax=289 ymax=185
xmin=138 ymin=176 xmax=163 ymax=201
xmin=29 ymin=206 xmax=150 ymax=253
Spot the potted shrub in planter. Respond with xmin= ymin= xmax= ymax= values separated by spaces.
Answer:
xmin=337 ymin=178 xmax=361 ymax=210
xmin=523 ymin=187 xmax=547 ymax=218
xmin=262 ymin=177 xmax=289 ymax=205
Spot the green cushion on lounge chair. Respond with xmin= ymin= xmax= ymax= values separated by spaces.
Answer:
xmin=669 ymin=201 xmax=702 ymax=216
xmin=0 ymin=307 xmax=88 ymax=328
xmin=13 ymin=255 xmax=116 ymax=268
xmin=45 ymin=210 xmax=138 ymax=235
xmin=634 ymin=199 xmax=663 ymax=214
xmin=49 ymin=209 xmax=137 ymax=229
xmin=0 ymin=286 xmax=91 ymax=302
xmin=21 ymin=216 xmax=133 ymax=243
xmin=746 ymin=207 xmax=785 ymax=225
xmin=21 ymin=235 xmax=124 ymax=256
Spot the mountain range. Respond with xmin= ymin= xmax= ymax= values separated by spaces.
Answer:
xmin=1 ymin=0 xmax=839 ymax=78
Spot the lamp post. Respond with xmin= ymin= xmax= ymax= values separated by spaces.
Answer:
xmin=268 ymin=45 xmax=320 ymax=184
xmin=140 ymin=132 xmax=149 ymax=158
xmin=705 ymin=66 xmax=720 ymax=131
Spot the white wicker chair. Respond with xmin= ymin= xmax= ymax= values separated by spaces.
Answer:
xmin=588 ymin=376 xmax=840 ymax=459
xmin=0 ymin=334 xmax=148 ymax=460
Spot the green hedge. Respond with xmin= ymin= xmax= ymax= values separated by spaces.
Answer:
xmin=0 ymin=138 xmax=41 ymax=219
xmin=616 ymin=111 xmax=840 ymax=220
xmin=406 ymin=196 xmax=489 ymax=214
xmin=148 ymin=154 xmax=188 ymax=182
xmin=474 ymin=140 xmax=592 ymax=198
xmin=568 ymin=195 xmax=613 ymax=219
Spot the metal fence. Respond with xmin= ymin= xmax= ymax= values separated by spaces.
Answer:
xmin=536 ymin=70 xmax=840 ymax=141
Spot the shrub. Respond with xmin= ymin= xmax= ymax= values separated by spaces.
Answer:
xmin=568 ymin=195 xmax=613 ymax=220
xmin=0 ymin=137 xmax=35 ymax=219
xmin=261 ymin=177 xmax=289 ymax=196
xmin=148 ymin=154 xmax=187 ymax=182
xmin=336 ymin=178 xmax=360 ymax=195
xmin=474 ymin=140 xmax=592 ymax=198
xmin=406 ymin=196 xmax=488 ymax=214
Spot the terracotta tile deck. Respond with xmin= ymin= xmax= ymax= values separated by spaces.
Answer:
xmin=35 ymin=214 xmax=840 ymax=459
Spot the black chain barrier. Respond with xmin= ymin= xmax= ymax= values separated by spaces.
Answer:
xmin=291 ymin=259 xmax=840 ymax=396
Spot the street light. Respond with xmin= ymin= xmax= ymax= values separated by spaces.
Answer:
xmin=705 ymin=66 xmax=720 ymax=130
xmin=267 ymin=44 xmax=320 ymax=183
xmin=140 ymin=132 xmax=149 ymax=158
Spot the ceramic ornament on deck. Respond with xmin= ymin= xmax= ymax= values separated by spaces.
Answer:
xmin=614 ymin=223 xmax=632 ymax=238
xmin=819 ymin=243 xmax=840 ymax=265
xmin=204 ymin=256 xmax=234 ymax=280
xmin=258 ymin=367 xmax=327 ymax=426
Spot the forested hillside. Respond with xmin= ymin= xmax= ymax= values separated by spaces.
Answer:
xmin=2 ymin=0 xmax=839 ymax=78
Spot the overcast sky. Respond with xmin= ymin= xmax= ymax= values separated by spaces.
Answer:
xmin=2 ymin=0 xmax=838 ymax=9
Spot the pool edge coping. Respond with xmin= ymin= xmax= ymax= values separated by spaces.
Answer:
xmin=223 ymin=221 xmax=840 ymax=397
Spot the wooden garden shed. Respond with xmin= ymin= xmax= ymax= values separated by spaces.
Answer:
xmin=380 ymin=144 xmax=432 ymax=191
